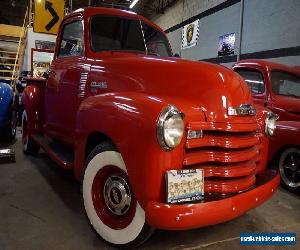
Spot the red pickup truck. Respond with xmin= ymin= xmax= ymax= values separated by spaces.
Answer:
xmin=22 ymin=8 xmax=279 ymax=248
xmin=233 ymin=60 xmax=300 ymax=193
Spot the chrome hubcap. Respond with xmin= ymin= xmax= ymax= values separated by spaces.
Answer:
xmin=279 ymin=148 xmax=300 ymax=188
xmin=103 ymin=175 xmax=132 ymax=216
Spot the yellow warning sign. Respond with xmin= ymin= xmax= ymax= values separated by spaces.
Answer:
xmin=34 ymin=0 xmax=65 ymax=35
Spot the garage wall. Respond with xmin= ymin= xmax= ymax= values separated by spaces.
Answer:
xmin=151 ymin=0 xmax=300 ymax=67
xmin=22 ymin=28 xmax=57 ymax=72
xmin=242 ymin=0 xmax=300 ymax=53
xmin=180 ymin=3 xmax=240 ymax=61
xmin=151 ymin=0 xmax=227 ymax=31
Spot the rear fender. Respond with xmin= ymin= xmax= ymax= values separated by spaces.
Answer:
xmin=22 ymin=84 xmax=45 ymax=134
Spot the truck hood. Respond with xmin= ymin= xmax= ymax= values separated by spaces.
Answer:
xmin=93 ymin=53 xmax=254 ymax=122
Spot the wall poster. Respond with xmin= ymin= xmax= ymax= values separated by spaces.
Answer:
xmin=31 ymin=49 xmax=54 ymax=78
xmin=35 ymin=40 xmax=56 ymax=50
xmin=218 ymin=32 xmax=236 ymax=56
xmin=181 ymin=19 xmax=200 ymax=50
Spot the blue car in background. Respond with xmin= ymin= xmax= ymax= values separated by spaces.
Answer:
xmin=0 ymin=80 xmax=17 ymax=140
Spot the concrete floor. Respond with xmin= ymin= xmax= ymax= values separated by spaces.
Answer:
xmin=0 ymin=131 xmax=299 ymax=250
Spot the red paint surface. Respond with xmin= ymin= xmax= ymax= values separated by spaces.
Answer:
xmin=22 ymin=8 xmax=278 ymax=230
xmin=233 ymin=59 xmax=300 ymax=161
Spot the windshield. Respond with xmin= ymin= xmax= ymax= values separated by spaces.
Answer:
xmin=271 ymin=71 xmax=300 ymax=98
xmin=90 ymin=15 xmax=172 ymax=57
xmin=235 ymin=69 xmax=265 ymax=94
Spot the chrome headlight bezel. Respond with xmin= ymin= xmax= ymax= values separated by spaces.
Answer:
xmin=157 ymin=105 xmax=184 ymax=151
xmin=265 ymin=111 xmax=279 ymax=137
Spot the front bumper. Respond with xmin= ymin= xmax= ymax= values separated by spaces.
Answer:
xmin=145 ymin=170 xmax=279 ymax=230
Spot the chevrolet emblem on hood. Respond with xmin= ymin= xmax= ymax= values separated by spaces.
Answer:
xmin=228 ymin=104 xmax=256 ymax=116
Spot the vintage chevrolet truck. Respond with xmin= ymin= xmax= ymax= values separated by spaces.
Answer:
xmin=233 ymin=60 xmax=300 ymax=193
xmin=22 ymin=7 xmax=280 ymax=248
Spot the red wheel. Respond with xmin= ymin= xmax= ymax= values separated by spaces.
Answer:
xmin=83 ymin=142 xmax=154 ymax=248
xmin=91 ymin=165 xmax=137 ymax=230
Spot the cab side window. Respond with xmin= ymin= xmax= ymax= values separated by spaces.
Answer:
xmin=235 ymin=69 xmax=265 ymax=95
xmin=58 ymin=21 xmax=84 ymax=57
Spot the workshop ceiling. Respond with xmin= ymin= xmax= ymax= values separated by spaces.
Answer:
xmin=70 ymin=0 xmax=179 ymax=18
xmin=0 ymin=0 xmax=178 ymax=26
xmin=0 ymin=0 xmax=28 ymax=26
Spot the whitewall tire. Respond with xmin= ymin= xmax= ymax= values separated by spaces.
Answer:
xmin=83 ymin=142 xmax=154 ymax=248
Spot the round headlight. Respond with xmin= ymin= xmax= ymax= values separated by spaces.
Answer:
xmin=157 ymin=105 xmax=184 ymax=150
xmin=265 ymin=112 xmax=278 ymax=137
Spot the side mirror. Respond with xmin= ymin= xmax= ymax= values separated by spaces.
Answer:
xmin=174 ymin=53 xmax=180 ymax=58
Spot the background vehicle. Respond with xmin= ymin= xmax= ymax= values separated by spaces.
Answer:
xmin=233 ymin=59 xmax=300 ymax=193
xmin=22 ymin=8 xmax=279 ymax=248
xmin=0 ymin=80 xmax=17 ymax=139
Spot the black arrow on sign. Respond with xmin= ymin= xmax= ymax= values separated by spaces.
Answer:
xmin=45 ymin=0 xmax=59 ymax=31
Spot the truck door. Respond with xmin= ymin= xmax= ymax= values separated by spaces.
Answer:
xmin=45 ymin=19 xmax=88 ymax=145
xmin=234 ymin=68 xmax=268 ymax=107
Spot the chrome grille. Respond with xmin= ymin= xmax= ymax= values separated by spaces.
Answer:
xmin=184 ymin=121 xmax=261 ymax=194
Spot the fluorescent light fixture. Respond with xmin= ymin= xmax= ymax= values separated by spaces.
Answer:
xmin=130 ymin=0 xmax=140 ymax=9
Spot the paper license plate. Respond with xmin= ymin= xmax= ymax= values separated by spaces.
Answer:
xmin=166 ymin=169 xmax=204 ymax=204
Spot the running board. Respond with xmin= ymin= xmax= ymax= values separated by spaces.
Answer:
xmin=32 ymin=134 xmax=74 ymax=170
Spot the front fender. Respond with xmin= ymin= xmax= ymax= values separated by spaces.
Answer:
xmin=75 ymin=92 xmax=188 ymax=208
xmin=269 ymin=120 xmax=300 ymax=161
xmin=0 ymin=82 xmax=13 ymax=126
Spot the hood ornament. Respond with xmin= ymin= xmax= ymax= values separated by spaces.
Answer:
xmin=228 ymin=104 xmax=256 ymax=116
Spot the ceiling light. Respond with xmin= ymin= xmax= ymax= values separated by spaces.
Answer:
xmin=130 ymin=0 xmax=140 ymax=9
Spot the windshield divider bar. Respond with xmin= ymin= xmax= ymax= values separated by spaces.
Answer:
xmin=139 ymin=19 xmax=148 ymax=55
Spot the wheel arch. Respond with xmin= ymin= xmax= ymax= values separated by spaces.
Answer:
xmin=85 ymin=131 xmax=117 ymax=160
xmin=269 ymin=120 xmax=300 ymax=162
xmin=273 ymin=144 xmax=300 ymax=163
